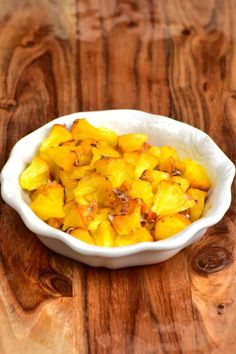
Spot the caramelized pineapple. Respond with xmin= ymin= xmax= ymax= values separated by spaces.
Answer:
xmin=133 ymin=153 xmax=158 ymax=179
xmin=183 ymin=158 xmax=211 ymax=191
xmin=63 ymin=204 xmax=94 ymax=231
xmin=171 ymin=176 xmax=189 ymax=192
xmin=20 ymin=156 xmax=50 ymax=191
xmin=72 ymin=118 xmax=117 ymax=147
xmin=118 ymin=133 xmax=148 ymax=152
xmin=40 ymin=124 xmax=72 ymax=152
xmin=187 ymin=188 xmax=207 ymax=221
xmin=154 ymin=213 xmax=191 ymax=240
xmin=91 ymin=141 xmax=120 ymax=166
xmin=59 ymin=170 xmax=78 ymax=202
xmin=142 ymin=170 xmax=170 ymax=193
xmin=112 ymin=202 xmax=141 ymax=235
xmin=95 ymin=158 xmax=134 ymax=188
xmin=92 ymin=220 xmax=115 ymax=247
xmin=115 ymin=227 xmax=153 ymax=246
xmin=30 ymin=181 xmax=65 ymax=220
xmin=152 ymin=180 xmax=195 ymax=216
xmin=74 ymin=173 xmax=113 ymax=206
xmin=128 ymin=180 xmax=153 ymax=207
xmin=45 ymin=146 xmax=76 ymax=172
xmin=70 ymin=228 xmax=95 ymax=245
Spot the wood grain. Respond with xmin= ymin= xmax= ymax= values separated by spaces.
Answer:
xmin=0 ymin=0 xmax=235 ymax=353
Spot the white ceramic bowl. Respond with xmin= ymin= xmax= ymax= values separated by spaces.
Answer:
xmin=1 ymin=110 xmax=235 ymax=268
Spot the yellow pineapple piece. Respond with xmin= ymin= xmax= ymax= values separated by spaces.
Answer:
xmin=115 ymin=227 xmax=153 ymax=246
xmin=151 ymin=180 xmax=195 ymax=216
xmin=70 ymin=228 xmax=95 ymax=245
xmin=154 ymin=213 xmax=191 ymax=240
xmin=146 ymin=146 xmax=161 ymax=159
xmin=40 ymin=124 xmax=72 ymax=152
xmin=46 ymin=146 xmax=76 ymax=172
xmin=92 ymin=221 xmax=115 ymax=247
xmin=128 ymin=180 xmax=153 ymax=207
xmin=135 ymin=153 xmax=158 ymax=179
xmin=47 ymin=218 xmax=64 ymax=229
xmin=187 ymin=188 xmax=207 ymax=221
xmin=30 ymin=181 xmax=65 ymax=220
xmin=91 ymin=141 xmax=120 ymax=166
xmin=142 ymin=170 xmax=170 ymax=193
xmin=88 ymin=208 xmax=109 ymax=232
xmin=171 ymin=176 xmax=190 ymax=192
xmin=112 ymin=203 xmax=141 ymax=235
xmin=20 ymin=156 xmax=50 ymax=191
xmin=74 ymin=173 xmax=113 ymax=207
xmin=95 ymin=158 xmax=134 ymax=188
xmin=63 ymin=204 xmax=94 ymax=231
xmin=59 ymin=170 xmax=78 ymax=202
xmin=71 ymin=119 xmax=117 ymax=147
xmin=183 ymin=158 xmax=211 ymax=191
xmin=118 ymin=133 xmax=148 ymax=152
xmin=159 ymin=146 xmax=179 ymax=173
xmin=69 ymin=166 xmax=92 ymax=180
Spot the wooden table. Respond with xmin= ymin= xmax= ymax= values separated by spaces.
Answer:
xmin=0 ymin=1 xmax=235 ymax=353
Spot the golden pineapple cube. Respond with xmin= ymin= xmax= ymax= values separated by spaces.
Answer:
xmin=74 ymin=173 xmax=113 ymax=207
xmin=159 ymin=146 xmax=179 ymax=173
xmin=95 ymin=158 xmax=134 ymax=188
xmin=63 ymin=204 xmax=93 ymax=231
xmin=118 ymin=133 xmax=148 ymax=152
xmin=151 ymin=180 xmax=195 ymax=216
xmin=183 ymin=158 xmax=211 ymax=191
xmin=91 ymin=141 xmax=120 ymax=166
xmin=115 ymin=227 xmax=153 ymax=246
xmin=71 ymin=119 xmax=117 ymax=147
xmin=171 ymin=176 xmax=190 ymax=192
xmin=70 ymin=228 xmax=95 ymax=245
xmin=112 ymin=203 xmax=141 ymax=235
xmin=30 ymin=181 xmax=65 ymax=220
xmin=46 ymin=146 xmax=76 ymax=172
xmin=59 ymin=170 xmax=78 ymax=202
xmin=40 ymin=124 xmax=72 ymax=152
xmin=142 ymin=170 xmax=170 ymax=193
xmin=187 ymin=188 xmax=207 ymax=221
xmin=154 ymin=213 xmax=191 ymax=240
xmin=134 ymin=153 xmax=158 ymax=179
xmin=92 ymin=221 xmax=115 ymax=247
xmin=146 ymin=146 xmax=161 ymax=159
xmin=128 ymin=180 xmax=153 ymax=207
xmin=88 ymin=208 xmax=109 ymax=232
xmin=20 ymin=156 xmax=50 ymax=191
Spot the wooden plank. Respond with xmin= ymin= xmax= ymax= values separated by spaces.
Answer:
xmin=0 ymin=0 xmax=235 ymax=353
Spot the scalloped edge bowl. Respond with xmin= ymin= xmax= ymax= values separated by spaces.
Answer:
xmin=1 ymin=110 xmax=235 ymax=268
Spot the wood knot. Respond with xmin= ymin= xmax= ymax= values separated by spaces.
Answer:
xmin=191 ymin=246 xmax=232 ymax=275
xmin=50 ymin=277 xmax=72 ymax=297
xmin=0 ymin=98 xmax=17 ymax=110
xmin=181 ymin=28 xmax=191 ymax=36
xmin=39 ymin=271 xmax=72 ymax=297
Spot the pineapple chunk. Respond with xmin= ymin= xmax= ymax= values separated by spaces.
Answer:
xmin=92 ymin=221 xmax=115 ymax=247
xmin=142 ymin=170 xmax=170 ymax=193
xmin=171 ymin=176 xmax=189 ymax=192
xmin=151 ymin=180 xmax=195 ymax=216
xmin=95 ymin=158 xmax=134 ymax=188
xmin=63 ymin=205 xmax=93 ymax=231
xmin=118 ymin=133 xmax=148 ymax=152
xmin=30 ymin=181 xmax=65 ymax=220
xmin=91 ymin=141 xmax=120 ymax=166
xmin=69 ymin=165 xmax=92 ymax=179
xmin=71 ymin=119 xmax=117 ymax=147
xmin=70 ymin=228 xmax=95 ymax=245
xmin=154 ymin=213 xmax=191 ymax=240
xmin=183 ymin=158 xmax=211 ymax=191
xmin=47 ymin=218 xmax=64 ymax=229
xmin=112 ymin=203 xmax=141 ymax=235
xmin=133 ymin=153 xmax=158 ymax=179
xmin=40 ymin=124 xmax=72 ymax=152
xmin=46 ymin=146 xmax=76 ymax=172
xmin=159 ymin=146 xmax=179 ymax=173
xmin=115 ymin=227 xmax=153 ymax=246
xmin=20 ymin=156 xmax=50 ymax=191
xmin=88 ymin=208 xmax=109 ymax=232
xmin=128 ymin=180 xmax=153 ymax=207
xmin=59 ymin=170 xmax=78 ymax=202
xmin=146 ymin=146 xmax=161 ymax=159
xmin=74 ymin=173 xmax=113 ymax=206
xmin=187 ymin=188 xmax=207 ymax=221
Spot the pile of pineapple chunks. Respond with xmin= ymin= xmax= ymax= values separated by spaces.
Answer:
xmin=19 ymin=119 xmax=211 ymax=247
